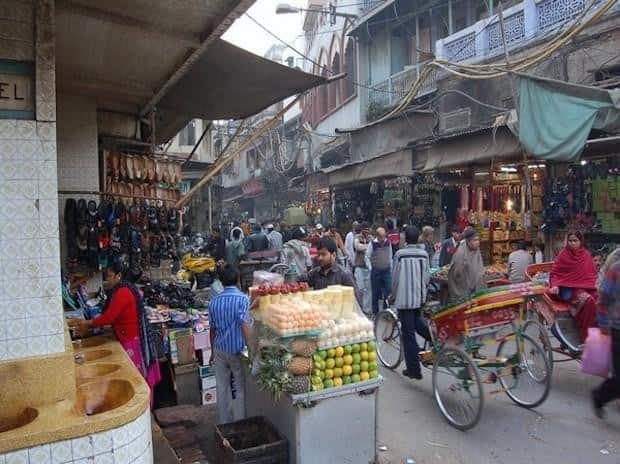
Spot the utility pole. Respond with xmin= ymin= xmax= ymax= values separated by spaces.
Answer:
xmin=208 ymin=183 xmax=213 ymax=231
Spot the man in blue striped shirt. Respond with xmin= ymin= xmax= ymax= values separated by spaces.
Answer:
xmin=208 ymin=264 xmax=253 ymax=424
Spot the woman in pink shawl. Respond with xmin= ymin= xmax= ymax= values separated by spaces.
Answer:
xmin=549 ymin=230 xmax=598 ymax=342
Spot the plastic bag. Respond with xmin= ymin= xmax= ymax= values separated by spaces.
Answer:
xmin=252 ymin=271 xmax=284 ymax=287
xmin=581 ymin=328 xmax=611 ymax=378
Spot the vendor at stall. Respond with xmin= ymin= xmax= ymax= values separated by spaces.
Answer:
xmin=549 ymin=230 xmax=598 ymax=342
xmin=304 ymin=237 xmax=357 ymax=294
xmin=447 ymin=227 xmax=486 ymax=302
xmin=70 ymin=259 xmax=161 ymax=406
xmin=508 ymin=240 xmax=533 ymax=283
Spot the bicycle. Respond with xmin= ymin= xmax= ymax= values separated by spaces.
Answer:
xmin=374 ymin=298 xmax=438 ymax=370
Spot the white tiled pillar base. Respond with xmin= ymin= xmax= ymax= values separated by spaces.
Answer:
xmin=0 ymin=409 xmax=153 ymax=464
xmin=0 ymin=120 xmax=64 ymax=361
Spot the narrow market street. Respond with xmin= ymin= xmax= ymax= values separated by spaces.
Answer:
xmin=376 ymin=360 xmax=620 ymax=464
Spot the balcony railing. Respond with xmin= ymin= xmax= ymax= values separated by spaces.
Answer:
xmin=367 ymin=63 xmax=438 ymax=112
xmin=436 ymin=0 xmax=616 ymax=63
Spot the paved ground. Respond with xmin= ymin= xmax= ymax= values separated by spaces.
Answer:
xmin=376 ymin=357 xmax=620 ymax=464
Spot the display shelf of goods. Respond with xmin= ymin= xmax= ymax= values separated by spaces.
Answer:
xmin=310 ymin=341 xmax=379 ymax=391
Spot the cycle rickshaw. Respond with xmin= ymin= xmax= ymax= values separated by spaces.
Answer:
xmin=374 ymin=282 xmax=552 ymax=430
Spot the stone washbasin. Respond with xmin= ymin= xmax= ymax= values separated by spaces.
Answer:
xmin=77 ymin=363 xmax=122 ymax=382
xmin=74 ymin=349 xmax=113 ymax=364
xmin=77 ymin=379 xmax=135 ymax=416
xmin=72 ymin=337 xmax=109 ymax=349
xmin=0 ymin=407 xmax=38 ymax=434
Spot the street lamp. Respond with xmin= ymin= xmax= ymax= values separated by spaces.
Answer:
xmin=275 ymin=3 xmax=358 ymax=20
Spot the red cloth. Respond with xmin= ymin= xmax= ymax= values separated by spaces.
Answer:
xmin=574 ymin=291 xmax=598 ymax=342
xmin=91 ymin=287 xmax=139 ymax=342
xmin=549 ymin=246 xmax=597 ymax=290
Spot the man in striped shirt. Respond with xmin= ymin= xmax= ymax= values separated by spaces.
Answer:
xmin=208 ymin=264 xmax=253 ymax=423
xmin=391 ymin=226 xmax=431 ymax=380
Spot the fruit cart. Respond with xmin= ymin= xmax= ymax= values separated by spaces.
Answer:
xmin=245 ymin=367 xmax=382 ymax=464
xmin=420 ymin=283 xmax=550 ymax=430
xmin=245 ymin=284 xmax=382 ymax=464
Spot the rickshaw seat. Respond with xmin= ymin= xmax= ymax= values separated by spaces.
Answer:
xmin=543 ymin=293 xmax=571 ymax=313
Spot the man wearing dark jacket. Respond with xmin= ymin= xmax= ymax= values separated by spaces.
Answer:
xmin=439 ymin=226 xmax=462 ymax=267
xmin=245 ymin=225 xmax=269 ymax=253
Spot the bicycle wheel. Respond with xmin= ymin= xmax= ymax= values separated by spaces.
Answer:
xmin=496 ymin=333 xmax=551 ymax=409
xmin=432 ymin=346 xmax=484 ymax=431
xmin=374 ymin=310 xmax=402 ymax=369
xmin=523 ymin=319 xmax=554 ymax=375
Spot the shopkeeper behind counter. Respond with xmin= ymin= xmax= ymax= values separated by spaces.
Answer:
xmin=302 ymin=238 xmax=360 ymax=303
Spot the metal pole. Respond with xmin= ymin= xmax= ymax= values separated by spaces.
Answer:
xmin=208 ymin=183 xmax=213 ymax=231
xmin=448 ymin=0 xmax=454 ymax=34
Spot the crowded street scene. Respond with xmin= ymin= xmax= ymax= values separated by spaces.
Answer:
xmin=0 ymin=0 xmax=619 ymax=463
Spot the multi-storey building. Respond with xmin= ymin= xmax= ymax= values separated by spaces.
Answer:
xmin=301 ymin=0 xmax=620 ymax=249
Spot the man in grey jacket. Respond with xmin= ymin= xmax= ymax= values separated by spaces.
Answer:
xmin=391 ymin=226 xmax=431 ymax=380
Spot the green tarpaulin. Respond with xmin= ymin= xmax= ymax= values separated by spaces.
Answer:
xmin=517 ymin=75 xmax=620 ymax=162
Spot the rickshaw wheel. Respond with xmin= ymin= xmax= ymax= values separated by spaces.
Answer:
xmin=432 ymin=346 xmax=484 ymax=431
xmin=496 ymin=333 xmax=551 ymax=409
xmin=523 ymin=319 xmax=554 ymax=375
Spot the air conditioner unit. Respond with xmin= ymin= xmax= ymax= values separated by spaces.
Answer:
xmin=439 ymin=107 xmax=471 ymax=134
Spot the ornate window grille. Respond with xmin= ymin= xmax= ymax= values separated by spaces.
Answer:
xmin=444 ymin=32 xmax=476 ymax=62
xmin=486 ymin=10 xmax=526 ymax=53
xmin=537 ymin=0 xmax=586 ymax=31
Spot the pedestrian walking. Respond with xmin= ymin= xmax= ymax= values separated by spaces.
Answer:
xmin=226 ymin=227 xmax=246 ymax=266
xmin=386 ymin=219 xmax=400 ymax=254
xmin=592 ymin=249 xmax=620 ymax=418
xmin=419 ymin=225 xmax=435 ymax=262
xmin=345 ymin=221 xmax=360 ymax=271
xmin=439 ymin=225 xmax=462 ymax=267
xmin=447 ymin=227 xmax=486 ymax=302
xmin=266 ymin=224 xmax=283 ymax=251
xmin=208 ymin=264 xmax=253 ymax=424
xmin=391 ymin=226 xmax=431 ymax=380
xmin=366 ymin=227 xmax=393 ymax=315
xmin=354 ymin=223 xmax=372 ymax=314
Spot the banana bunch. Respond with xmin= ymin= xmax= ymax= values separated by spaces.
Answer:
xmin=182 ymin=253 xmax=216 ymax=274
xmin=176 ymin=269 xmax=192 ymax=282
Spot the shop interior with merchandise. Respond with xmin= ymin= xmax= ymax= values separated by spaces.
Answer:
xmin=412 ymin=163 xmax=546 ymax=266
xmin=332 ymin=177 xmax=412 ymax=229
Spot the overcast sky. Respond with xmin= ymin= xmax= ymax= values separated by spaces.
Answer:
xmin=223 ymin=0 xmax=306 ymax=57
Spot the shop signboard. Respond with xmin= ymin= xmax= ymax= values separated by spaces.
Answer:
xmin=0 ymin=60 xmax=34 ymax=119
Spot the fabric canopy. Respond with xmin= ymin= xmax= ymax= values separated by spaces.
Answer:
xmin=154 ymin=38 xmax=327 ymax=143
xmin=517 ymin=75 xmax=620 ymax=162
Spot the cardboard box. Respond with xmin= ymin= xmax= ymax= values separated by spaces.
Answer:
xmin=198 ymin=348 xmax=212 ymax=366
xmin=202 ymin=387 xmax=217 ymax=405
xmin=199 ymin=365 xmax=214 ymax=377
xmin=201 ymin=374 xmax=216 ymax=391
xmin=193 ymin=330 xmax=210 ymax=350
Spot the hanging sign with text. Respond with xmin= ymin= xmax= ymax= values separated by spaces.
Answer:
xmin=0 ymin=60 xmax=34 ymax=118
